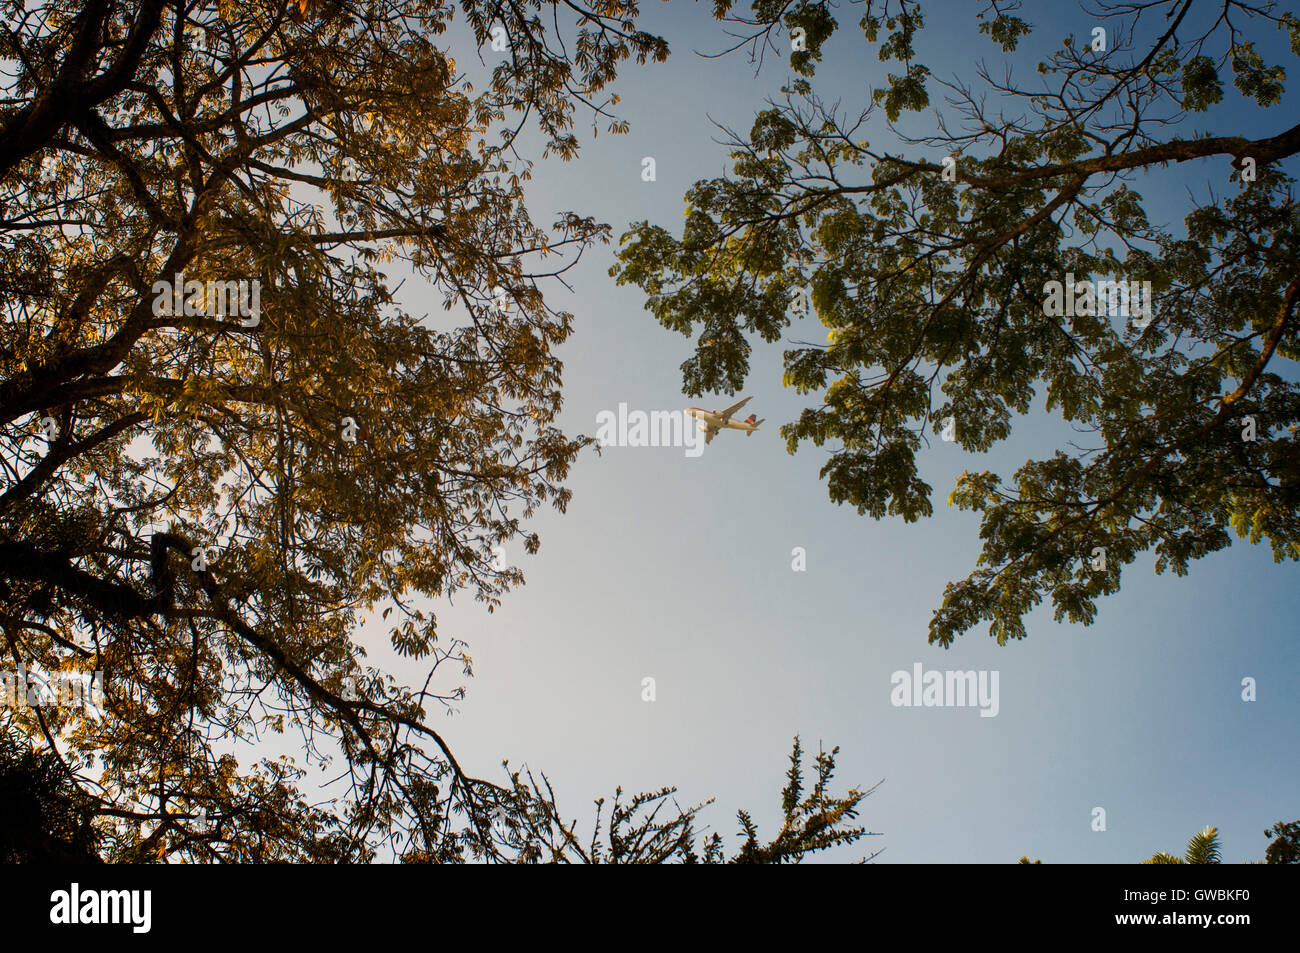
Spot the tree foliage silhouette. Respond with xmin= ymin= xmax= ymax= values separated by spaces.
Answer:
xmin=1263 ymin=818 xmax=1300 ymax=863
xmin=0 ymin=717 xmax=103 ymax=863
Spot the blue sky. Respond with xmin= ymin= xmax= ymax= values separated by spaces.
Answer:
xmin=356 ymin=0 xmax=1300 ymax=862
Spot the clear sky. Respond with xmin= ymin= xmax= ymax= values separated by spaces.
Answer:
xmin=356 ymin=1 xmax=1300 ymax=862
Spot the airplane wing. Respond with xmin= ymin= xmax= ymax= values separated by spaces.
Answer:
xmin=704 ymin=425 xmax=719 ymax=445
xmin=717 ymin=396 xmax=751 ymax=421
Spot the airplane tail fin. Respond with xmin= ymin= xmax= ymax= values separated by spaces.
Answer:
xmin=747 ymin=417 xmax=764 ymax=435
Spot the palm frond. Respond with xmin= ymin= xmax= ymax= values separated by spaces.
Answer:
xmin=1141 ymin=851 xmax=1184 ymax=864
xmin=1185 ymin=826 xmax=1222 ymax=864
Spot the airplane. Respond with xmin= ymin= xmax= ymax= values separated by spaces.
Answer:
xmin=685 ymin=396 xmax=765 ymax=445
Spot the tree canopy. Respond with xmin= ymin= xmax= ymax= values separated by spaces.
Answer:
xmin=1262 ymin=818 xmax=1300 ymax=863
xmin=613 ymin=0 xmax=1300 ymax=646
xmin=0 ymin=0 xmax=872 ymax=862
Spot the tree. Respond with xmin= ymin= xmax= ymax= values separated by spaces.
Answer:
xmin=613 ymin=0 xmax=1300 ymax=647
xmin=0 ymin=715 xmax=103 ymax=862
xmin=1143 ymin=825 xmax=1222 ymax=864
xmin=410 ymin=737 xmax=882 ymax=864
xmin=0 ymin=0 xmax=872 ymax=862
xmin=1263 ymin=818 xmax=1300 ymax=863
